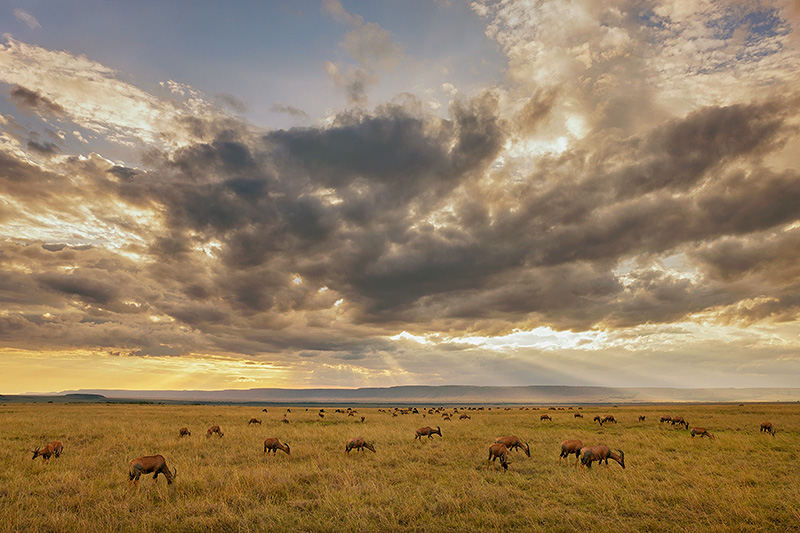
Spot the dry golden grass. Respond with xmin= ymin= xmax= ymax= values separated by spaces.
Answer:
xmin=3 ymin=402 xmax=799 ymax=532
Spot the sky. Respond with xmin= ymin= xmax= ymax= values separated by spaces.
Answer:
xmin=1 ymin=0 xmax=799 ymax=394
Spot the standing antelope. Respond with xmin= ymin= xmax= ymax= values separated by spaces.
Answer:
xmin=487 ymin=443 xmax=510 ymax=471
xmin=670 ymin=417 xmax=689 ymax=429
xmin=415 ymin=426 xmax=442 ymax=439
xmin=638 ymin=415 xmax=646 ymax=422
xmin=32 ymin=443 xmax=55 ymax=462
xmin=128 ymin=455 xmax=176 ymax=486
xmin=540 ymin=414 xmax=552 ymax=421
xmin=263 ymin=438 xmax=290 ymax=455
xmin=580 ymin=445 xmax=625 ymax=470
xmin=760 ymin=421 xmax=775 ymax=436
xmin=559 ymin=439 xmax=583 ymax=466
xmin=248 ymin=418 xmax=261 ymax=425
xmin=179 ymin=427 xmax=191 ymax=437
xmin=574 ymin=413 xmax=584 ymax=418
xmin=660 ymin=415 xmax=672 ymax=424
xmin=495 ymin=436 xmax=530 ymax=457
xmin=690 ymin=427 xmax=714 ymax=439
xmin=345 ymin=437 xmax=376 ymax=454
xmin=49 ymin=441 xmax=64 ymax=458
xmin=206 ymin=425 xmax=224 ymax=437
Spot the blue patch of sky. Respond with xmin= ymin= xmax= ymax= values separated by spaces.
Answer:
xmin=636 ymin=9 xmax=669 ymax=30
xmin=706 ymin=6 xmax=785 ymax=39
xmin=2 ymin=1 xmax=504 ymax=131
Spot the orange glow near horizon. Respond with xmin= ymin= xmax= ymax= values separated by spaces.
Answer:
xmin=0 ymin=349 xmax=293 ymax=394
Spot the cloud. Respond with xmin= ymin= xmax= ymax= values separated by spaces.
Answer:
xmin=0 ymin=38 xmax=230 ymax=148
xmin=323 ymin=0 xmax=403 ymax=107
xmin=271 ymin=103 xmax=309 ymax=118
xmin=9 ymin=86 xmax=64 ymax=115
xmin=13 ymin=8 xmax=41 ymax=29
xmin=216 ymin=92 xmax=247 ymax=113
xmin=26 ymin=139 xmax=60 ymax=156
xmin=1 ymin=2 xmax=800 ymax=388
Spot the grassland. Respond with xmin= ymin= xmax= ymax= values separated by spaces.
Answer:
xmin=2 ymin=402 xmax=799 ymax=532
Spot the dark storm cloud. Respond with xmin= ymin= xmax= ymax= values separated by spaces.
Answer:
xmin=692 ymin=228 xmax=800 ymax=283
xmin=0 ymin=151 xmax=61 ymax=197
xmin=26 ymin=139 xmax=60 ymax=156
xmin=1 ymin=86 xmax=799 ymax=358
xmin=605 ymin=101 xmax=791 ymax=199
xmin=9 ymin=85 xmax=64 ymax=115
xmin=107 ymin=165 xmax=138 ymax=181
xmin=125 ymin=95 xmax=798 ymax=333
xmin=37 ymin=271 xmax=119 ymax=307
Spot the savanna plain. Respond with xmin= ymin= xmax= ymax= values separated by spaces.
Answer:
xmin=3 ymin=401 xmax=799 ymax=532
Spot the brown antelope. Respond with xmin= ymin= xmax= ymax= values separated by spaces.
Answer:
xmin=580 ymin=445 xmax=625 ymax=470
xmin=50 ymin=441 xmax=63 ymax=458
xmin=495 ymin=436 xmax=530 ymax=457
xmin=206 ymin=425 xmax=224 ymax=437
xmin=460 ymin=414 xmax=471 ymax=420
xmin=128 ymin=455 xmax=176 ymax=486
xmin=593 ymin=415 xmax=616 ymax=426
xmin=690 ymin=427 xmax=714 ymax=439
xmin=345 ymin=437 xmax=376 ymax=454
xmin=559 ymin=439 xmax=584 ymax=466
xmin=179 ymin=427 xmax=191 ymax=437
xmin=574 ymin=413 xmax=584 ymax=418
xmin=671 ymin=417 xmax=689 ymax=429
xmin=540 ymin=414 xmax=552 ymax=421
xmin=32 ymin=443 xmax=56 ymax=462
xmin=360 ymin=416 xmax=365 ymax=423
xmin=660 ymin=415 xmax=672 ymax=423
xmin=760 ymin=421 xmax=775 ymax=436
xmin=248 ymin=418 xmax=262 ymax=425
xmin=638 ymin=415 xmax=646 ymax=422
xmin=263 ymin=438 xmax=291 ymax=455
xmin=415 ymin=426 xmax=442 ymax=439
xmin=487 ymin=443 xmax=510 ymax=471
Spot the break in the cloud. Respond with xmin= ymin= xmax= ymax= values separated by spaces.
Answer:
xmin=1 ymin=0 xmax=799 ymax=393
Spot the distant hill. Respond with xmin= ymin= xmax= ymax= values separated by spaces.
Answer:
xmin=35 ymin=385 xmax=800 ymax=405
xmin=0 ymin=393 xmax=107 ymax=404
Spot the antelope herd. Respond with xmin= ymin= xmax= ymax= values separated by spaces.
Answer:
xmin=28 ymin=405 xmax=786 ymax=486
